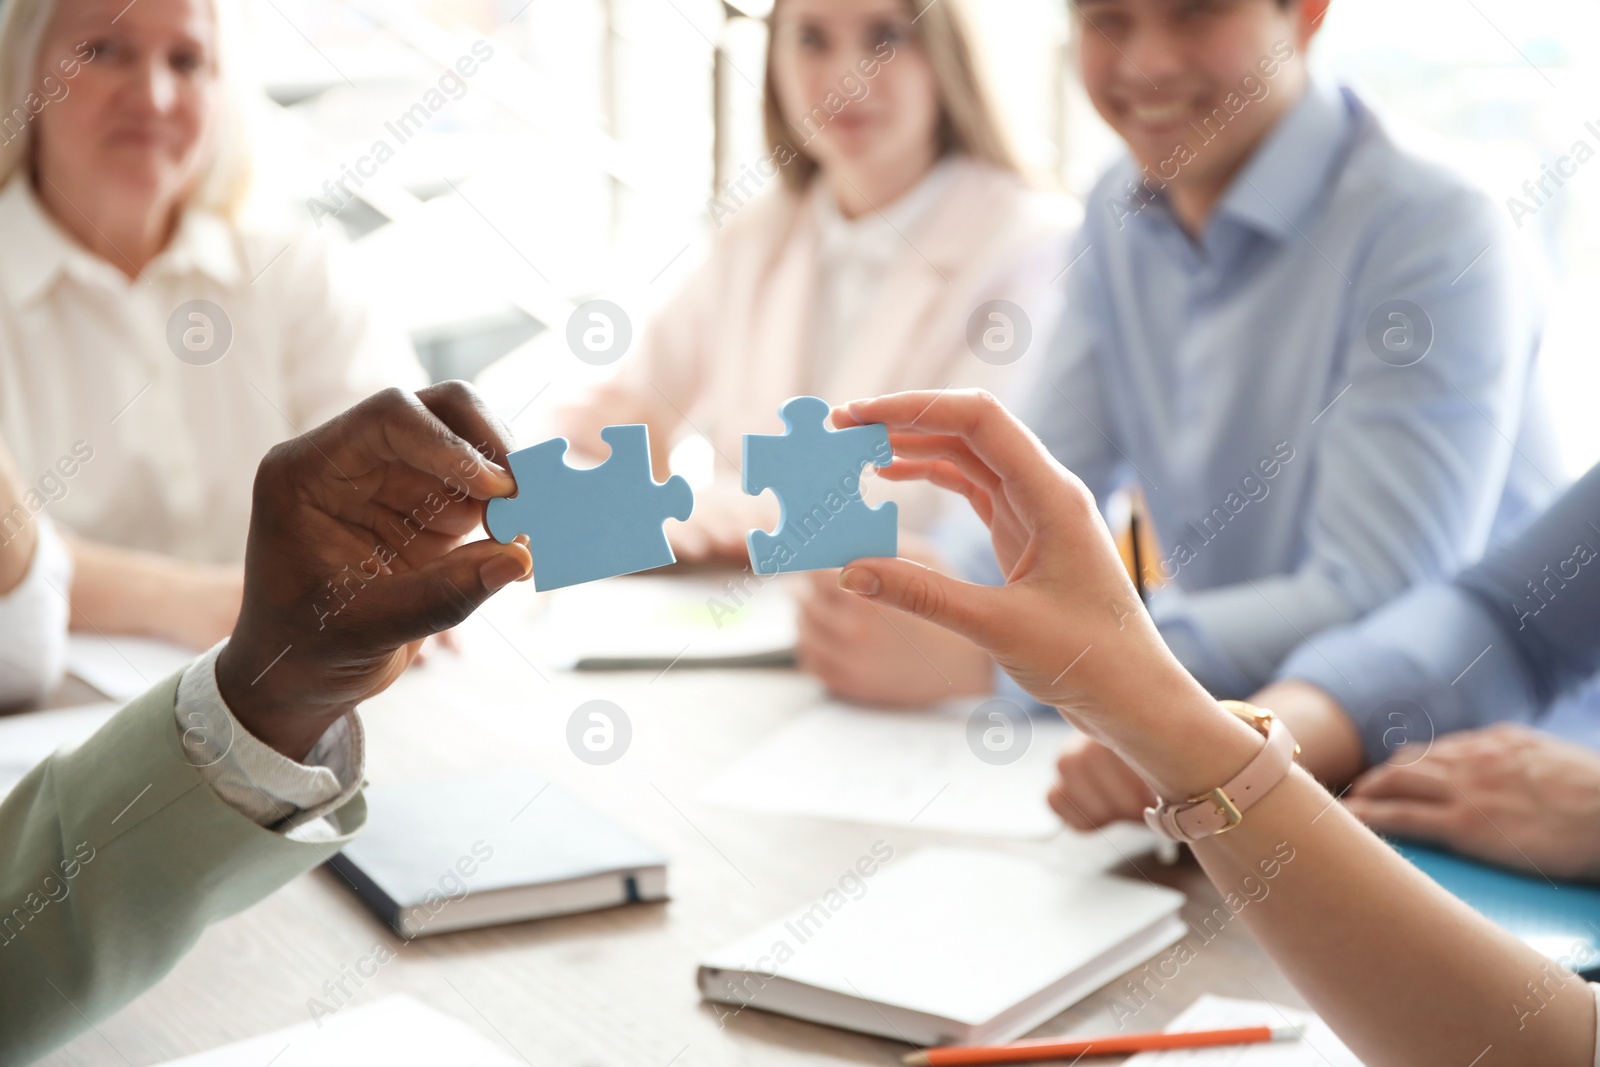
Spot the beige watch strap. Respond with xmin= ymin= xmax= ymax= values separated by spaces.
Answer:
xmin=1143 ymin=708 xmax=1298 ymax=844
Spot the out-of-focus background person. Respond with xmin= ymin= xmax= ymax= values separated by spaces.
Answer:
xmin=0 ymin=0 xmax=424 ymax=650
xmin=550 ymin=0 xmax=1076 ymax=561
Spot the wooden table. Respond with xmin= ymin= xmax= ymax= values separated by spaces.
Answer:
xmin=43 ymin=586 xmax=1305 ymax=1066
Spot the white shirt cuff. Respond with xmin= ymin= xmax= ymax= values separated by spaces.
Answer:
xmin=0 ymin=514 xmax=71 ymax=706
xmin=174 ymin=639 xmax=365 ymax=836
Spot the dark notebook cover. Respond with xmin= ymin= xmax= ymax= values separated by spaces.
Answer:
xmin=328 ymin=769 xmax=667 ymax=937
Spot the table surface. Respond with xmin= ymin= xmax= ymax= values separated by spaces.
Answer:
xmin=42 ymin=583 xmax=1306 ymax=1067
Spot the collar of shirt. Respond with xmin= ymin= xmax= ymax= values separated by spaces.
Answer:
xmin=0 ymin=177 xmax=243 ymax=306
xmin=811 ymin=156 xmax=957 ymax=268
xmin=1132 ymin=80 xmax=1353 ymax=261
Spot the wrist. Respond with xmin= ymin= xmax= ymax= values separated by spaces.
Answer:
xmin=216 ymin=636 xmax=352 ymax=762
xmin=1077 ymin=667 xmax=1269 ymax=803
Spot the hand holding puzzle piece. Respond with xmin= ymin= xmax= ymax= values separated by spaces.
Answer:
xmin=484 ymin=398 xmax=895 ymax=590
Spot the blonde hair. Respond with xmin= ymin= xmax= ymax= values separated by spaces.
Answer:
xmin=763 ymin=0 xmax=1022 ymax=192
xmin=0 ymin=0 xmax=255 ymax=217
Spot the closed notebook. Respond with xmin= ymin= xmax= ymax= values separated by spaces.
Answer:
xmin=697 ymin=846 xmax=1187 ymax=1047
xmin=328 ymin=769 xmax=667 ymax=939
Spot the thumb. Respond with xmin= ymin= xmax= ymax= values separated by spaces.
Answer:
xmin=360 ymin=539 xmax=531 ymax=648
xmin=837 ymin=557 xmax=996 ymax=648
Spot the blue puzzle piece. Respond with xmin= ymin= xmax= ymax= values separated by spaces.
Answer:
xmin=742 ymin=396 xmax=896 ymax=575
xmin=485 ymin=425 xmax=693 ymax=591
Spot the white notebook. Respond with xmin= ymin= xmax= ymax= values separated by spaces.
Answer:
xmin=157 ymin=995 xmax=521 ymax=1065
xmin=0 ymin=702 xmax=119 ymax=799
xmin=697 ymin=846 xmax=1187 ymax=1047
xmin=1125 ymin=995 xmax=1362 ymax=1065
xmin=67 ymin=633 xmax=193 ymax=701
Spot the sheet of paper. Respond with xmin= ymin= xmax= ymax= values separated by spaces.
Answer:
xmin=0 ymin=702 xmax=119 ymax=798
xmin=1124 ymin=995 xmax=1363 ymax=1066
xmin=699 ymin=700 xmax=1082 ymax=839
xmin=67 ymin=632 xmax=194 ymax=701
xmin=158 ymin=995 xmax=523 ymax=1066
xmin=539 ymin=574 xmax=796 ymax=669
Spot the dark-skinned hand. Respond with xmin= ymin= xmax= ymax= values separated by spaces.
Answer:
xmin=215 ymin=383 xmax=532 ymax=761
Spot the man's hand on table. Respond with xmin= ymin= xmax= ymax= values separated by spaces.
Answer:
xmin=1345 ymin=724 xmax=1600 ymax=881
xmin=216 ymin=384 xmax=532 ymax=762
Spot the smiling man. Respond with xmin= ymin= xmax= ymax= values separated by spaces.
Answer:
xmin=796 ymin=0 xmax=1562 ymax=742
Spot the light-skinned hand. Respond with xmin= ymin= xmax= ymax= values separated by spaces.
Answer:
xmin=1345 ymin=724 xmax=1600 ymax=881
xmin=828 ymin=390 xmax=1182 ymax=727
xmin=828 ymin=390 xmax=1255 ymax=800
xmin=795 ymin=533 xmax=992 ymax=707
xmin=1047 ymin=732 xmax=1157 ymax=830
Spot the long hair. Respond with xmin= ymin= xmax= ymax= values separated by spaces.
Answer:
xmin=763 ymin=0 xmax=1023 ymax=192
xmin=0 ymin=0 xmax=256 ymax=218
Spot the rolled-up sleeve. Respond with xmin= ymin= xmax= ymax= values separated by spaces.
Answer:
xmin=1278 ymin=463 xmax=1600 ymax=764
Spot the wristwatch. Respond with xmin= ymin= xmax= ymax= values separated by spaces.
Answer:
xmin=1143 ymin=701 xmax=1300 ymax=844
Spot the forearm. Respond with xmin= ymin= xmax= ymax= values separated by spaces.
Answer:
xmin=1098 ymin=674 xmax=1596 ymax=1067
xmin=1198 ymin=774 xmax=1593 ymax=1066
xmin=0 ymin=449 xmax=36 ymax=594
xmin=67 ymin=535 xmax=242 ymax=648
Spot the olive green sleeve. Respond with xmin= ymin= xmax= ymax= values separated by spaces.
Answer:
xmin=0 ymin=671 xmax=366 ymax=1065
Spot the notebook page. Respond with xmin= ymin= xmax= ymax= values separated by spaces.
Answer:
xmin=698 ymin=700 xmax=1082 ymax=839
xmin=1124 ymin=995 xmax=1363 ymax=1066
xmin=157 ymin=996 xmax=522 ymax=1066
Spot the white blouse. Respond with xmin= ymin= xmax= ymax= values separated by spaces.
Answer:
xmin=808 ymin=160 xmax=956 ymax=388
xmin=0 ymin=515 xmax=70 ymax=706
xmin=0 ymin=179 xmax=425 ymax=564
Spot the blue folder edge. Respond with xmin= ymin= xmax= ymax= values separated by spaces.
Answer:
xmin=1389 ymin=837 xmax=1600 ymax=975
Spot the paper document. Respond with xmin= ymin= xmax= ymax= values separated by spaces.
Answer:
xmin=699 ymin=700 xmax=1076 ymax=838
xmin=539 ymin=575 xmax=796 ymax=670
xmin=157 ymin=995 xmax=523 ymax=1065
xmin=1124 ymin=995 xmax=1362 ymax=1066
xmin=0 ymin=702 xmax=118 ymax=798
xmin=67 ymin=633 xmax=194 ymax=701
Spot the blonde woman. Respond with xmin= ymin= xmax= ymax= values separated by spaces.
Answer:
xmin=557 ymin=0 xmax=1075 ymax=559
xmin=0 ymin=0 xmax=425 ymax=650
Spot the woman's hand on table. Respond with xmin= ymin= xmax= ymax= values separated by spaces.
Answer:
xmin=795 ymin=532 xmax=993 ymax=707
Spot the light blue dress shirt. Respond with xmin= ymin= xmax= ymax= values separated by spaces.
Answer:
xmin=952 ymin=81 xmax=1561 ymax=698
xmin=1278 ymin=462 xmax=1600 ymax=764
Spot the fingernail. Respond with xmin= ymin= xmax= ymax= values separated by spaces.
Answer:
xmin=481 ymin=553 xmax=528 ymax=592
xmin=839 ymin=567 xmax=880 ymax=596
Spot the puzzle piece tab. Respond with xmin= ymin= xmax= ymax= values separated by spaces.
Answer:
xmin=742 ymin=396 xmax=897 ymax=575
xmin=486 ymin=425 xmax=693 ymax=591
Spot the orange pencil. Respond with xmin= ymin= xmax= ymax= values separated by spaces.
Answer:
xmin=900 ymin=1023 xmax=1303 ymax=1065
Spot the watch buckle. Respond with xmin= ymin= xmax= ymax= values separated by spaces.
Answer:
xmin=1201 ymin=787 xmax=1244 ymax=834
